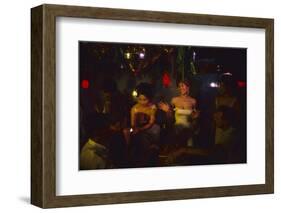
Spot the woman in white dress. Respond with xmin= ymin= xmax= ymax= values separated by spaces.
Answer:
xmin=158 ymin=80 xmax=199 ymax=148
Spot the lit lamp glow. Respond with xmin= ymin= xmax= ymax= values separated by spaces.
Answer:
xmin=132 ymin=90 xmax=138 ymax=97
xmin=222 ymin=72 xmax=233 ymax=76
xmin=125 ymin=52 xmax=131 ymax=59
xmin=210 ymin=82 xmax=219 ymax=88
xmin=192 ymin=51 xmax=196 ymax=61
xmin=139 ymin=52 xmax=145 ymax=59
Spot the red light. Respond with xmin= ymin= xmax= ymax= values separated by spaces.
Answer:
xmin=81 ymin=80 xmax=89 ymax=89
xmin=162 ymin=72 xmax=171 ymax=88
xmin=237 ymin=81 xmax=246 ymax=88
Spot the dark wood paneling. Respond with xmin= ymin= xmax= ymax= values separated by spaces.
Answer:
xmin=31 ymin=5 xmax=43 ymax=207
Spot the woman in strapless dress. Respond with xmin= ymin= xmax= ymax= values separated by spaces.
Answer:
xmin=128 ymin=83 xmax=160 ymax=167
xmin=158 ymin=80 xmax=199 ymax=148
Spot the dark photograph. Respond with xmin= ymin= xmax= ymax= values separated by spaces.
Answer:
xmin=79 ymin=42 xmax=247 ymax=170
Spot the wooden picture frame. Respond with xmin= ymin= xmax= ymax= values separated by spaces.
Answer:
xmin=31 ymin=4 xmax=274 ymax=208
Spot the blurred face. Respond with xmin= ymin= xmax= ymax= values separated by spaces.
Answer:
xmin=178 ymin=82 xmax=189 ymax=95
xmin=138 ymin=94 xmax=149 ymax=106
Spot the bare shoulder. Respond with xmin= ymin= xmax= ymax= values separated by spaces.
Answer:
xmin=131 ymin=104 xmax=139 ymax=112
xmin=171 ymin=97 xmax=179 ymax=105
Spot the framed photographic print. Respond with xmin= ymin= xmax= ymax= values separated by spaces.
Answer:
xmin=31 ymin=4 xmax=274 ymax=208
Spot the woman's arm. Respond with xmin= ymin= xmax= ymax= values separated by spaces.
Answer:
xmin=130 ymin=106 xmax=136 ymax=128
xmin=158 ymin=97 xmax=175 ymax=117
xmin=191 ymin=98 xmax=200 ymax=119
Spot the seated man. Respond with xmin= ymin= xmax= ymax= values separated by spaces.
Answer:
xmin=80 ymin=112 xmax=131 ymax=169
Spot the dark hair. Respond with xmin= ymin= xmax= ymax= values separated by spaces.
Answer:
xmin=136 ymin=82 xmax=154 ymax=100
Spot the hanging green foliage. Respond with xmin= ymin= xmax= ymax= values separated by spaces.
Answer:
xmin=176 ymin=46 xmax=185 ymax=80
